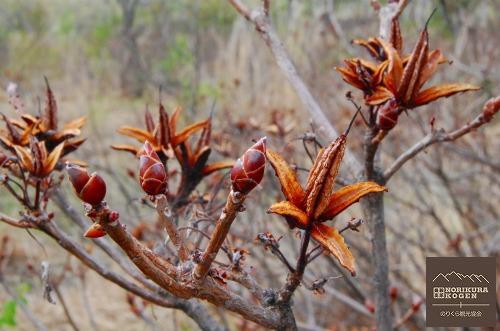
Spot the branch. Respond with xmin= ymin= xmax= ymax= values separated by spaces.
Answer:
xmin=378 ymin=0 xmax=409 ymax=40
xmin=156 ymin=195 xmax=189 ymax=261
xmin=193 ymin=189 xmax=245 ymax=281
xmin=227 ymin=0 xmax=361 ymax=173
xmin=384 ymin=98 xmax=500 ymax=181
xmin=0 ymin=212 xmax=31 ymax=229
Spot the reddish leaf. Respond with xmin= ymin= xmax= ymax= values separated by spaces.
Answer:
xmin=267 ymin=201 xmax=308 ymax=229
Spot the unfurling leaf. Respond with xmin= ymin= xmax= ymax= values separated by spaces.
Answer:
xmin=319 ymin=182 xmax=387 ymax=221
xmin=312 ymin=223 xmax=356 ymax=275
xmin=266 ymin=150 xmax=305 ymax=206
xmin=43 ymin=142 xmax=64 ymax=176
xmin=117 ymin=126 xmax=155 ymax=144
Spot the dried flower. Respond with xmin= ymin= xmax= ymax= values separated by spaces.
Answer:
xmin=139 ymin=141 xmax=168 ymax=195
xmin=230 ymin=137 xmax=266 ymax=194
xmin=67 ymin=164 xmax=106 ymax=206
xmin=14 ymin=141 xmax=64 ymax=177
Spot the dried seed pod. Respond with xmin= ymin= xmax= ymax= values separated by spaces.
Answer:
xmin=139 ymin=141 xmax=167 ymax=195
xmin=230 ymin=137 xmax=266 ymax=194
xmin=67 ymin=164 xmax=107 ymax=206
xmin=376 ymin=99 xmax=401 ymax=130
xmin=84 ymin=223 xmax=106 ymax=238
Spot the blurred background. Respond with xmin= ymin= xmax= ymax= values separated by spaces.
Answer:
xmin=0 ymin=0 xmax=498 ymax=330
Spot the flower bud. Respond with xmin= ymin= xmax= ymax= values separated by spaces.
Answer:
xmin=230 ymin=137 xmax=266 ymax=194
xmin=376 ymin=99 xmax=401 ymax=131
xmin=139 ymin=141 xmax=167 ymax=195
xmin=84 ymin=223 xmax=106 ymax=238
xmin=0 ymin=152 xmax=7 ymax=167
xmin=389 ymin=286 xmax=398 ymax=301
xmin=67 ymin=164 xmax=107 ymax=206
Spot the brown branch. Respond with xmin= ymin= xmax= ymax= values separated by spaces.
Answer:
xmin=227 ymin=0 xmax=361 ymax=173
xmin=378 ymin=0 xmax=409 ymax=40
xmin=0 ymin=212 xmax=32 ymax=229
xmin=193 ymin=189 xmax=245 ymax=281
xmin=156 ymin=195 xmax=189 ymax=261
xmin=384 ymin=102 xmax=499 ymax=181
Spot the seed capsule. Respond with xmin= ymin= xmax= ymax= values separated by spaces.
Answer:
xmin=230 ymin=137 xmax=266 ymax=194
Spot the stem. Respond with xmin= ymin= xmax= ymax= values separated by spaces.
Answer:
xmin=193 ymin=189 xmax=245 ymax=281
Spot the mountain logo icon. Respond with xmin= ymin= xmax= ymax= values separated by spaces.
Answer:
xmin=432 ymin=270 xmax=490 ymax=283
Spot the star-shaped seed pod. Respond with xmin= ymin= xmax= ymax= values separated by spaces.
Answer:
xmin=266 ymin=133 xmax=386 ymax=275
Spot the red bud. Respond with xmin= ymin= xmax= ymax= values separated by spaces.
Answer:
xmin=364 ymin=299 xmax=375 ymax=313
xmin=389 ymin=286 xmax=398 ymax=301
xmin=67 ymin=165 xmax=106 ymax=206
xmin=230 ymin=137 xmax=266 ymax=194
xmin=84 ymin=223 xmax=106 ymax=238
xmin=411 ymin=298 xmax=423 ymax=312
xmin=108 ymin=211 xmax=120 ymax=222
xmin=0 ymin=152 xmax=7 ymax=167
xmin=139 ymin=141 xmax=167 ymax=195
xmin=376 ymin=99 xmax=401 ymax=130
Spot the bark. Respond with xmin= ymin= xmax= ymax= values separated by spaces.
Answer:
xmin=362 ymin=129 xmax=393 ymax=331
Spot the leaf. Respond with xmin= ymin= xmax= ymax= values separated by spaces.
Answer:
xmin=415 ymin=49 xmax=446 ymax=91
xmin=158 ymin=103 xmax=170 ymax=146
xmin=389 ymin=18 xmax=403 ymax=54
xmin=311 ymin=223 xmax=355 ymax=275
xmin=63 ymin=116 xmax=87 ymax=130
xmin=172 ymin=120 xmax=209 ymax=147
xmin=52 ymin=128 xmax=81 ymax=141
xmin=267 ymin=201 xmax=308 ymax=229
xmin=319 ymin=181 xmax=387 ymax=221
xmin=117 ymin=126 xmax=155 ymax=143
xmin=144 ymin=108 xmax=155 ymax=133
xmin=111 ymin=144 xmax=140 ymax=156
xmin=304 ymin=136 xmax=346 ymax=218
xmin=201 ymin=160 xmax=233 ymax=175
xmin=413 ymin=84 xmax=480 ymax=107
xmin=397 ymin=27 xmax=429 ymax=104
xmin=335 ymin=65 xmax=366 ymax=90
xmin=0 ymin=300 xmax=17 ymax=327
xmin=378 ymin=38 xmax=403 ymax=93
xmin=44 ymin=78 xmax=58 ymax=130
xmin=266 ymin=150 xmax=305 ymax=206
xmin=169 ymin=105 xmax=182 ymax=136
xmin=13 ymin=146 xmax=33 ymax=172
xmin=43 ymin=142 xmax=65 ymax=175
xmin=365 ymin=86 xmax=393 ymax=105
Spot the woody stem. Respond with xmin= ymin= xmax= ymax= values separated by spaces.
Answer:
xmin=193 ymin=189 xmax=245 ymax=282
xmin=155 ymin=195 xmax=189 ymax=262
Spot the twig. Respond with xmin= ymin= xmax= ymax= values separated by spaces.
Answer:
xmin=384 ymin=103 xmax=499 ymax=181
xmin=193 ymin=190 xmax=245 ymax=281
xmin=156 ymin=195 xmax=189 ymax=262
xmin=227 ymin=0 xmax=361 ymax=174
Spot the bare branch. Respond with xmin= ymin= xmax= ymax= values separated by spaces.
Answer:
xmin=156 ymin=195 xmax=189 ymax=261
xmin=227 ymin=0 xmax=361 ymax=174
xmin=384 ymin=98 xmax=499 ymax=181
xmin=193 ymin=190 xmax=245 ymax=281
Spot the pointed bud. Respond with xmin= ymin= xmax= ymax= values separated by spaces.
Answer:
xmin=230 ymin=137 xmax=266 ymax=194
xmin=67 ymin=164 xmax=106 ymax=206
xmin=376 ymin=99 xmax=401 ymax=130
xmin=84 ymin=223 xmax=106 ymax=238
xmin=139 ymin=141 xmax=167 ymax=195
xmin=389 ymin=286 xmax=398 ymax=301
